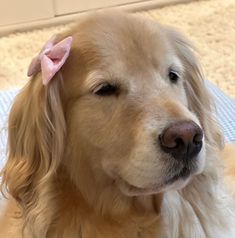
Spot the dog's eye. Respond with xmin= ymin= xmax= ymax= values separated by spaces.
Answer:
xmin=168 ymin=70 xmax=180 ymax=83
xmin=94 ymin=83 xmax=118 ymax=96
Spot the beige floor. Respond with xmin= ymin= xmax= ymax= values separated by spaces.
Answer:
xmin=0 ymin=0 xmax=234 ymax=98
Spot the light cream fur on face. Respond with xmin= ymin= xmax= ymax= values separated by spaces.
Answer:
xmin=65 ymin=13 xmax=205 ymax=196
xmin=1 ymin=11 xmax=235 ymax=238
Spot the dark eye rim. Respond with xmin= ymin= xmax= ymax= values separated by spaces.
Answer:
xmin=168 ymin=69 xmax=180 ymax=83
xmin=93 ymin=82 xmax=119 ymax=96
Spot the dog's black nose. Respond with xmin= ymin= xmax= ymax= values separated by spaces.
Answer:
xmin=159 ymin=121 xmax=203 ymax=161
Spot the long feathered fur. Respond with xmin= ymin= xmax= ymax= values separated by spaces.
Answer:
xmin=0 ymin=11 xmax=235 ymax=238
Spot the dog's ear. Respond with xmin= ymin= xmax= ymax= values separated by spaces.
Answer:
xmin=166 ymin=28 xmax=222 ymax=148
xmin=1 ymin=65 xmax=66 ymax=235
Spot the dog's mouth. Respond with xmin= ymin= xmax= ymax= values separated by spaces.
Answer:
xmin=164 ymin=166 xmax=191 ymax=185
xmin=116 ymin=166 xmax=192 ymax=196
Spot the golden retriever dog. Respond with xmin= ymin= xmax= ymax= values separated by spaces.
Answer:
xmin=0 ymin=11 xmax=235 ymax=238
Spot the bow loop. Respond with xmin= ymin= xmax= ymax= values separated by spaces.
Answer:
xmin=27 ymin=35 xmax=73 ymax=85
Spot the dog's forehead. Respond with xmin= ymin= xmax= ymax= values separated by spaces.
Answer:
xmin=70 ymin=12 xmax=181 ymax=94
xmin=77 ymin=13 xmax=170 ymax=70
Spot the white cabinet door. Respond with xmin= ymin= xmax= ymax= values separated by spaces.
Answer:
xmin=0 ymin=0 xmax=54 ymax=26
xmin=54 ymin=0 xmax=148 ymax=15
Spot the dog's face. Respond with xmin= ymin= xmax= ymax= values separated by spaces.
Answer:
xmin=62 ymin=12 xmax=206 ymax=196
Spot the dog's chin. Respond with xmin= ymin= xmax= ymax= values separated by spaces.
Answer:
xmin=116 ymin=168 xmax=196 ymax=196
xmin=116 ymin=149 xmax=206 ymax=196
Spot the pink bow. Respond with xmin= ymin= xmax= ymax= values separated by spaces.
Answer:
xmin=27 ymin=35 xmax=73 ymax=85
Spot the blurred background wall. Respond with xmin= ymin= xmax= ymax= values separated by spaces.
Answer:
xmin=0 ymin=0 xmax=193 ymax=35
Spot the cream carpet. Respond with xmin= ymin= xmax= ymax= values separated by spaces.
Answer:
xmin=0 ymin=0 xmax=234 ymax=98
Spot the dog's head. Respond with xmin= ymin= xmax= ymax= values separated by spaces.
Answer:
xmin=59 ymin=12 xmax=221 ymax=196
xmin=1 ymin=11 xmax=221 ymax=212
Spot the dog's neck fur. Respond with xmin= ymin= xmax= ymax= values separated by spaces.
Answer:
xmin=46 ymin=166 xmax=162 ymax=238
xmin=43 ymin=148 xmax=235 ymax=238
xmin=162 ymin=177 xmax=235 ymax=238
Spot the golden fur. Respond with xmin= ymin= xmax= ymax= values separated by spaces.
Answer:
xmin=220 ymin=144 xmax=235 ymax=196
xmin=0 ymin=11 xmax=235 ymax=238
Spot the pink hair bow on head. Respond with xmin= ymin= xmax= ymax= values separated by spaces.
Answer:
xmin=27 ymin=35 xmax=73 ymax=85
